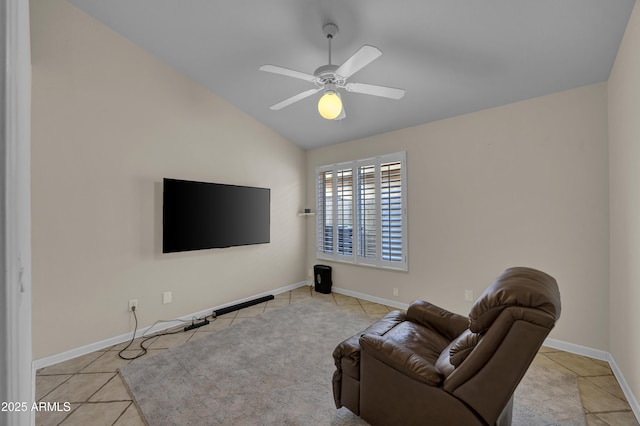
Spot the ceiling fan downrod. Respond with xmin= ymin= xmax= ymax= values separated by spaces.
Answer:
xmin=323 ymin=23 xmax=338 ymax=66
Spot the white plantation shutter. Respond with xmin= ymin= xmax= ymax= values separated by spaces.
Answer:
xmin=357 ymin=165 xmax=377 ymax=261
xmin=317 ymin=170 xmax=333 ymax=254
xmin=381 ymin=161 xmax=403 ymax=264
xmin=336 ymin=168 xmax=354 ymax=257
xmin=317 ymin=152 xmax=407 ymax=271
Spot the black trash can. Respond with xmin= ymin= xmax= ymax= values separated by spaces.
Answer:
xmin=314 ymin=264 xmax=332 ymax=294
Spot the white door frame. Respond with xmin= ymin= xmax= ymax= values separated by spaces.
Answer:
xmin=2 ymin=0 xmax=33 ymax=425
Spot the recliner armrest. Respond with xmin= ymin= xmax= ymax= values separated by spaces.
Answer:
xmin=332 ymin=310 xmax=407 ymax=369
xmin=332 ymin=311 xmax=406 ymax=410
xmin=407 ymin=300 xmax=469 ymax=341
xmin=360 ymin=333 xmax=444 ymax=386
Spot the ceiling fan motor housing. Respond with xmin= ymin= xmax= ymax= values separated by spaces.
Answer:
xmin=314 ymin=64 xmax=343 ymax=85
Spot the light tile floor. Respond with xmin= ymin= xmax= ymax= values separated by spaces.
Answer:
xmin=35 ymin=286 xmax=638 ymax=426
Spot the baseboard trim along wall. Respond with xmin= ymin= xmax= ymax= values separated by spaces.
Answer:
xmin=544 ymin=337 xmax=640 ymax=421
xmin=32 ymin=283 xmax=639 ymax=422
xmin=32 ymin=281 xmax=309 ymax=370
xmin=543 ymin=337 xmax=610 ymax=361
xmin=330 ymin=285 xmax=410 ymax=311
xmin=608 ymin=354 xmax=640 ymax=422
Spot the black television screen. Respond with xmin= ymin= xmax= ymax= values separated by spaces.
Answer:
xmin=162 ymin=178 xmax=270 ymax=253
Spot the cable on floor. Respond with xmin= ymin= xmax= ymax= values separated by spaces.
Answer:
xmin=118 ymin=308 xmax=215 ymax=360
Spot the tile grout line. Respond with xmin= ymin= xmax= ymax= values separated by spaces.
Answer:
xmin=581 ymin=375 xmax=635 ymax=405
xmin=538 ymin=351 xmax=625 ymax=419
xmin=87 ymin=372 xmax=121 ymax=402
xmin=36 ymin=374 xmax=75 ymax=403
xmin=109 ymin=401 xmax=134 ymax=426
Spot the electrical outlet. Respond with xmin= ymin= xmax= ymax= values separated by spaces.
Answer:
xmin=163 ymin=291 xmax=172 ymax=304
xmin=128 ymin=299 xmax=138 ymax=311
xmin=464 ymin=290 xmax=474 ymax=302
xmin=393 ymin=287 xmax=399 ymax=297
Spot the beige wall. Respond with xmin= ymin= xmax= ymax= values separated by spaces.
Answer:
xmin=608 ymin=1 xmax=640 ymax=405
xmin=307 ymin=83 xmax=610 ymax=350
xmin=30 ymin=0 xmax=307 ymax=359
xmin=30 ymin=0 xmax=623 ymax=372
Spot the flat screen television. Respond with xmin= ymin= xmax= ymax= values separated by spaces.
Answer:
xmin=162 ymin=178 xmax=270 ymax=253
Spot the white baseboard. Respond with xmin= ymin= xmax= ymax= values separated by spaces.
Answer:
xmin=329 ymin=285 xmax=410 ymax=311
xmin=542 ymin=339 xmax=639 ymax=421
xmin=543 ymin=338 xmax=610 ymax=361
xmin=33 ymin=281 xmax=309 ymax=370
xmin=607 ymin=354 xmax=640 ymax=422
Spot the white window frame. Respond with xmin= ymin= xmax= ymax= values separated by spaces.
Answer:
xmin=316 ymin=152 xmax=408 ymax=271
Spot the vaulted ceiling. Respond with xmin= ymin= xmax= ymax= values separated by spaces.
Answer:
xmin=67 ymin=0 xmax=636 ymax=150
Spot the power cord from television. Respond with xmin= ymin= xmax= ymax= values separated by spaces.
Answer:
xmin=118 ymin=306 xmax=215 ymax=360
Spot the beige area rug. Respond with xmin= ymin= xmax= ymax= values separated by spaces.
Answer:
xmin=514 ymin=362 xmax=586 ymax=425
xmin=120 ymin=298 xmax=585 ymax=425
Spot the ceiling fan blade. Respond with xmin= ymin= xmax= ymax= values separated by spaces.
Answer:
xmin=259 ymin=65 xmax=318 ymax=83
xmin=269 ymin=88 xmax=320 ymax=110
xmin=335 ymin=45 xmax=382 ymax=79
xmin=345 ymin=82 xmax=405 ymax=100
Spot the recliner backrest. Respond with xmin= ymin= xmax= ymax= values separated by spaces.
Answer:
xmin=438 ymin=267 xmax=561 ymax=425
xmin=469 ymin=266 xmax=561 ymax=333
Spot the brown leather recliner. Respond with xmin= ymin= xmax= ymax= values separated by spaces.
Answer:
xmin=332 ymin=267 xmax=561 ymax=426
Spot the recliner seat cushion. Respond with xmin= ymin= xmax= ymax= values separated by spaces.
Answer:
xmin=360 ymin=321 xmax=450 ymax=385
xmin=379 ymin=321 xmax=450 ymax=364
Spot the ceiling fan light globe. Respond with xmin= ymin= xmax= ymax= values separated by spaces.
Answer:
xmin=318 ymin=92 xmax=342 ymax=120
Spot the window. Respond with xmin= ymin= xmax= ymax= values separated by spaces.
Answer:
xmin=317 ymin=152 xmax=407 ymax=271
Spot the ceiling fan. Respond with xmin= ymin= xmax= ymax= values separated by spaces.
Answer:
xmin=259 ymin=23 xmax=405 ymax=120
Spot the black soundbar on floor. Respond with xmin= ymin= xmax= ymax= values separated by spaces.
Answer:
xmin=213 ymin=295 xmax=275 ymax=317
